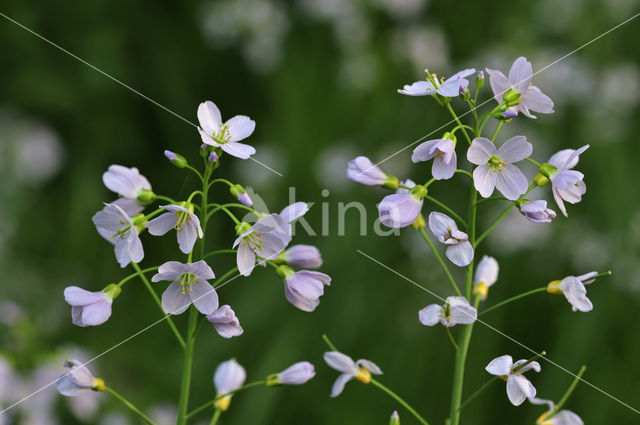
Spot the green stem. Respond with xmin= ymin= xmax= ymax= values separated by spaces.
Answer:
xmin=454 ymin=169 xmax=474 ymax=180
xmin=131 ymin=263 xmax=185 ymax=348
xmin=322 ymin=334 xmax=339 ymax=352
xmin=525 ymin=157 xmax=542 ymax=167
xmin=213 ymin=267 xmax=240 ymax=289
xmin=202 ymin=249 xmax=237 ymax=260
xmin=418 ymin=228 xmax=462 ymax=297
xmin=186 ymin=381 xmax=267 ymax=419
xmin=549 ymin=366 xmax=586 ymax=418
xmin=446 ymin=328 xmax=459 ymax=351
xmin=423 ymin=177 xmax=436 ymax=188
xmin=370 ymin=379 xmax=430 ymax=425
xmin=458 ymin=376 xmax=499 ymax=411
xmin=208 ymin=177 xmax=235 ymax=190
xmin=209 ymin=409 xmax=222 ymax=425
xmin=206 ymin=203 xmax=243 ymax=223
xmin=155 ymin=195 xmax=177 ymax=204
xmin=478 ymin=287 xmax=547 ymax=317
xmin=185 ymin=164 xmax=204 ymax=182
xmin=117 ymin=265 xmax=158 ymax=288
xmin=446 ymin=103 xmax=472 ymax=146
xmin=105 ymin=387 xmax=156 ymax=425
xmin=491 ymin=121 xmax=503 ymax=142
xmin=423 ymin=195 xmax=467 ymax=230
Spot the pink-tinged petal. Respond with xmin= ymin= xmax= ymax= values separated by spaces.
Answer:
xmin=496 ymin=136 xmax=532 ymax=163
xmin=190 ymin=281 xmax=219 ymax=315
xmin=237 ymin=242 xmax=256 ymax=276
xmin=467 ymin=138 xmax=496 ymax=164
xmin=220 ymin=141 xmax=256 ymax=159
xmin=418 ymin=304 xmax=443 ymax=326
xmin=330 ymin=373 xmax=353 ymax=397
xmin=197 ymin=101 xmax=222 ymax=134
xmin=431 ymin=150 xmax=457 ymax=180
xmin=552 ymin=186 xmax=568 ymax=217
xmin=146 ymin=213 xmax=177 ymax=236
xmin=552 ymin=170 xmax=584 ymax=190
xmin=473 ymin=165 xmax=497 ymax=198
xmin=186 ymin=260 xmax=215 ymax=280
xmin=485 ymin=68 xmax=510 ymax=102
xmin=207 ymin=305 xmax=243 ymax=338
xmin=161 ymin=283 xmax=191 ymax=315
xmin=495 ymin=165 xmax=528 ymax=200
xmin=199 ymin=128 xmax=218 ymax=147
xmin=227 ymin=115 xmax=256 ymax=142
xmin=397 ymin=80 xmax=436 ymax=96
xmin=506 ymin=375 xmax=532 ymax=406
xmin=556 ymin=182 xmax=586 ymax=205
xmin=102 ymin=165 xmax=147 ymax=198
xmin=508 ymin=57 xmax=533 ymax=93
xmin=57 ymin=376 xmax=81 ymax=397
xmin=447 ymin=68 xmax=476 ymax=80
xmin=79 ymin=300 xmax=112 ymax=326
xmin=356 ymin=359 xmax=382 ymax=375
xmin=521 ymin=85 xmax=554 ymax=114
xmin=323 ymin=352 xmax=357 ymax=374
xmin=411 ymin=139 xmax=440 ymax=163
xmin=485 ymin=355 xmax=513 ymax=376
xmin=177 ymin=221 xmax=198 ymax=254
xmin=446 ymin=241 xmax=474 ymax=267
xmin=428 ymin=211 xmax=457 ymax=239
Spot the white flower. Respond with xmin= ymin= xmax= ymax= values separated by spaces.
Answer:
xmin=472 ymin=256 xmax=499 ymax=300
xmin=92 ymin=203 xmax=144 ymax=268
xmin=529 ymin=398 xmax=584 ymax=425
xmin=418 ymin=296 xmax=477 ymax=327
xmin=102 ymin=165 xmax=152 ymax=216
xmin=546 ymin=145 xmax=589 ymax=217
xmin=233 ymin=214 xmax=291 ymax=276
xmin=146 ymin=204 xmax=204 ymax=254
xmin=412 ymin=138 xmax=457 ymax=180
xmin=520 ymin=200 xmax=556 ymax=223
xmin=323 ymin=351 xmax=382 ymax=397
xmin=398 ymin=68 xmax=476 ymax=97
xmin=485 ymin=355 xmax=541 ymax=406
xmin=56 ymin=360 xmax=104 ymax=397
xmin=197 ymin=101 xmax=256 ymax=159
xmin=467 ymin=136 xmax=532 ymax=200
xmin=151 ymin=261 xmax=218 ymax=315
xmin=547 ymin=271 xmax=598 ymax=312
xmin=213 ymin=359 xmax=246 ymax=411
xmin=428 ymin=212 xmax=473 ymax=267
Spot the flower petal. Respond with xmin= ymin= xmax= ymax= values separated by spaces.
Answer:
xmin=227 ymin=115 xmax=256 ymax=142
xmin=161 ymin=282 xmax=191 ymax=315
xmin=508 ymin=57 xmax=533 ymax=93
xmin=330 ymin=373 xmax=353 ymax=398
xmin=220 ymin=141 xmax=256 ymax=159
xmin=495 ymin=164 xmax=528 ymax=200
xmin=190 ymin=280 xmax=219 ymax=315
xmin=485 ymin=355 xmax=513 ymax=376
xmin=472 ymin=165 xmax=497 ymax=198
xmin=146 ymin=213 xmax=177 ymax=236
xmin=496 ymin=136 xmax=532 ymax=163
xmin=467 ymin=138 xmax=496 ymax=164
xmin=445 ymin=241 xmax=474 ymax=267
xmin=418 ymin=304 xmax=443 ymax=326
xmin=356 ymin=359 xmax=383 ymax=375
xmin=197 ymin=101 xmax=222 ymax=135
xmin=237 ymin=242 xmax=256 ymax=276
xmin=323 ymin=352 xmax=357 ymax=374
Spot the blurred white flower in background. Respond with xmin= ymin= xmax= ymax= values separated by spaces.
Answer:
xmin=390 ymin=25 xmax=449 ymax=73
xmin=314 ymin=144 xmax=358 ymax=192
xmin=339 ymin=51 xmax=379 ymax=92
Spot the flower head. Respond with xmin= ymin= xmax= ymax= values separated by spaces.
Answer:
xmin=233 ymin=214 xmax=291 ymax=276
xmin=547 ymin=271 xmax=599 ymax=312
xmin=379 ymin=186 xmax=426 ymax=228
xmin=56 ymin=360 xmax=105 ymax=397
xmin=486 ymin=57 xmax=554 ymax=119
xmin=546 ymin=145 xmax=589 ymax=217
xmin=279 ymin=267 xmax=331 ymax=312
xmin=266 ymin=362 xmax=316 ymax=386
xmin=197 ymin=101 xmax=256 ymax=159
xmin=485 ymin=355 xmax=541 ymax=406
xmin=92 ymin=203 xmax=144 ymax=267
xmin=347 ymin=156 xmax=398 ymax=188
xmin=398 ymin=68 xmax=476 ymax=97
xmin=64 ymin=284 xmax=120 ymax=327
xmin=282 ymin=245 xmax=323 ymax=268
xmin=213 ymin=359 xmax=246 ymax=411
xmin=467 ymin=136 xmax=532 ymax=200
xmin=151 ymin=260 xmax=218 ymax=315
xmin=102 ymin=165 xmax=153 ymax=216
xmin=323 ymin=351 xmax=382 ymax=397
xmin=472 ymin=256 xmax=499 ymax=300
xmin=206 ymin=305 xmax=243 ymax=338
xmin=529 ymin=398 xmax=584 ymax=425
xmin=146 ymin=204 xmax=204 ymax=254
xmin=428 ymin=212 xmax=473 ymax=266
xmin=418 ymin=296 xmax=477 ymax=327
xmin=412 ymin=136 xmax=457 ymax=180
xmin=519 ymin=200 xmax=557 ymax=223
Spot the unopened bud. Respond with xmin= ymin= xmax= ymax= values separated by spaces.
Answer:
xmin=533 ymin=174 xmax=549 ymax=187
xmin=411 ymin=214 xmax=426 ymax=230
xmin=475 ymin=71 xmax=485 ymax=88
xmin=209 ymin=151 xmax=219 ymax=163
xmin=164 ymin=150 xmax=187 ymax=168
xmin=230 ymin=185 xmax=252 ymax=207
xmin=496 ymin=109 xmax=518 ymax=121
xmin=136 ymin=189 xmax=156 ymax=205
xmin=389 ymin=411 xmax=400 ymax=425
xmin=459 ymin=85 xmax=469 ymax=97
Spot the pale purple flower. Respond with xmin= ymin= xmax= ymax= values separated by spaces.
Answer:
xmin=467 ymin=136 xmax=532 ymax=200
xmin=164 ymin=150 xmax=186 ymax=168
xmin=234 ymin=214 xmax=291 ymax=276
xmin=323 ymin=351 xmax=382 ymax=397
xmin=529 ymin=398 xmax=583 ymax=425
xmin=418 ymin=296 xmax=477 ymax=327
xmin=206 ymin=305 xmax=243 ymax=338
xmin=197 ymin=100 xmax=256 ymax=159
xmin=64 ymin=285 xmax=120 ymax=327
xmin=56 ymin=360 xmax=104 ymax=397
xmin=412 ymin=138 xmax=457 ymax=180
xmin=398 ymin=68 xmax=476 ymax=97
xmin=520 ymin=200 xmax=556 ymax=223
xmin=282 ymin=269 xmax=331 ymax=312
xmin=146 ymin=204 xmax=203 ymax=254
xmin=428 ymin=212 xmax=473 ymax=267
xmin=238 ymin=192 xmax=252 ymax=207
xmin=92 ymin=203 xmax=144 ymax=268
xmin=472 ymin=256 xmax=499 ymax=300
xmin=151 ymin=260 xmax=218 ymax=315
xmin=267 ymin=362 xmax=316 ymax=386
xmin=547 ymin=271 xmax=598 ymax=312
xmin=280 ymin=202 xmax=310 ymax=234
xmin=378 ymin=193 xmax=423 ymax=228
xmin=102 ymin=165 xmax=152 ymax=216
xmin=547 ymin=145 xmax=589 ymax=217
xmin=282 ymin=245 xmax=323 ymax=268
xmin=346 ymin=156 xmax=396 ymax=187
xmin=213 ymin=359 xmax=246 ymax=411
xmin=486 ymin=57 xmax=554 ymax=118
xmin=485 ymin=355 xmax=541 ymax=406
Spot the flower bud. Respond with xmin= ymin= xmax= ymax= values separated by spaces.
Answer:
xmin=502 ymin=88 xmax=521 ymax=107
xmin=495 ymin=109 xmax=518 ymax=121
xmin=537 ymin=162 xmax=558 ymax=179
xmin=230 ymin=185 xmax=252 ymax=207
xmin=209 ymin=151 xmax=219 ymax=164
xmin=266 ymin=362 xmax=315 ymax=387
xmin=411 ymin=214 xmax=426 ymax=230
xmin=459 ymin=85 xmax=469 ymax=98
xmin=164 ymin=150 xmax=187 ymax=168
xmin=475 ymin=71 xmax=484 ymax=88
xmin=389 ymin=411 xmax=400 ymax=425
xmin=533 ymin=173 xmax=550 ymax=187
xmin=136 ymin=188 xmax=156 ymax=205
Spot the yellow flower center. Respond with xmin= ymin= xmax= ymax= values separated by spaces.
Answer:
xmin=473 ymin=282 xmax=489 ymax=299
xmin=354 ymin=368 xmax=371 ymax=384
xmin=547 ymin=280 xmax=563 ymax=295
xmin=215 ymin=395 xmax=232 ymax=411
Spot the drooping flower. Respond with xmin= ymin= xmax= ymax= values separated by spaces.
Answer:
xmin=278 ymin=266 xmax=331 ymax=312
xmin=529 ymin=398 xmax=584 ymax=425
xmin=56 ymin=360 xmax=105 ymax=397
xmin=519 ymin=200 xmax=556 ymax=223
xmin=346 ymin=156 xmax=399 ymax=188
xmin=213 ymin=359 xmax=246 ymax=411
xmin=545 ymin=145 xmax=589 ymax=217
xmin=197 ymin=101 xmax=256 ymax=159
xmin=281 ymin=245 xmax=323 ymax=268
xmin=102 ymin=165 xmax=153 ymax=216
xmin=398 ymin=68 xmax=476 ymax=97
xmin=412 ymin=135 xmax=457 ymax=180
xmin=486 ymin=57 xmax=554 ymax=119
xmin=323 ymin=351 xmax=382 ymax=397
xmin=206 ymin=305 xmax=243 ymax=338
xmin=64 ymin=284 xmax=120 ymax=327
xmin=547 ymin=271 xmax=599 ymax=312
xmin=266 ymin=362 xmax=316 ymax=386
xmin=378 ymin=185 xmax=427 ymax=228
xmin=146 ymin=204 xmax=203 ymax=254
xmin=151 ymin=261 xmax=218 ymax=315
xmin=428 ymin=212 xmax=473 ymax=266
xmin=467 ymin=136 xmax=532 ymax=200
xmin=279 ymin=202 xmax=311 ymax=236
xmin=472 ymin=256 xmax=499 ymax=300
xmin=418 ymin=296 xmax=477 ymax=327
xmin=92 ymin=203 xmax=144 ymax=268
xmin=233 ymin=214 xmax=291 ymax=276
xmin=485 ymin=355 xmax=541 ymax=406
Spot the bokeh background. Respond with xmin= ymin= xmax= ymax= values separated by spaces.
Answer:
xmin=1 ymin=0 xmax=640 ymax=424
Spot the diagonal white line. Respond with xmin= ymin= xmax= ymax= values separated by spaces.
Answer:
xmin=356 ymin=249 xmax=640 ymax=416
xmin=0 ymin=11 xmax=283 ymax=177
xmin=363 ymin=10 xmax=640 ymax=173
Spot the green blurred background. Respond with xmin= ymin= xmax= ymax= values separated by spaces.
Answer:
xmin=1 ymin=0 xmax=640 ymax=424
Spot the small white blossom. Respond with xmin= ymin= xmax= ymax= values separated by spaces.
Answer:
xmin=547 ymin=271 xmax=598 ymax=312
xmin=323 ymin=351 xmax=382 ymax=397
xmin=418 ymin=296 xmax=477 ymax=327
xmin=472 ymin=256 xmax=499 ymax=300
xmin=485 ymin=355 xmax=541 ymax=406
xmin=428 ymin=212 xmax=473 ymax=267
